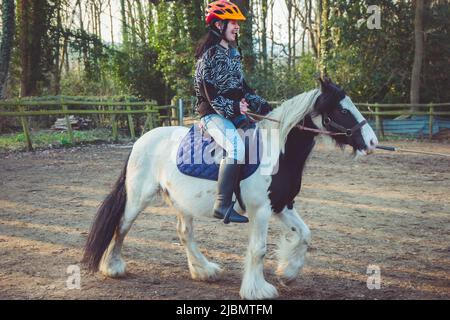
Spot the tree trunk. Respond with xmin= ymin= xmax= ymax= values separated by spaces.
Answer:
xmin=235 ymin=0 xmax=256 ymax=74
xmin=270 ymin=0 xmax=274 ymax=60
xmin=319 ymin=0 xmax=329 ymax=76
xmin=292 ymin=1 xmax=296 ymax=70
xmin=287 ymin=0 xmax=292 ymax=72
xmin=136 ymin=0 xmax=147 ymax=44
xmin=108 ymin=0 xmax=115 ymax=46
xmin=19 ymin=0 xmax=47 ymax=97
xmin=127 ymin=0 xmax=137 ymax=49
xmin=0 ymin=0 xmax=15 ymax=98
xmin=18 ymin=0 xmax=31 ymax=97
xmin=410 ymin=0 xmax=425 ymax=109
xmin=121 ymin=0 xmax=129 ymax=48
xmin=54 ymin=0 xmax=62 ymax=95
xmin=308 ymin=0 xmax=318 ymax=57
xmin=261 ymin=0 xmax=268 ymax=74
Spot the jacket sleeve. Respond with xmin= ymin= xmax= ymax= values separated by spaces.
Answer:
xmin=243 ymin=79 xmax=273 ymax=115
xmin=201 ymin=52 xmax=241 ymax=119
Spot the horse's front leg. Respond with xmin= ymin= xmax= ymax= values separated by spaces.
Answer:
xmin=240 ymin=203 xmax=278 ymax=300
xmin=275 ymin=206 xmax=311 ymax=284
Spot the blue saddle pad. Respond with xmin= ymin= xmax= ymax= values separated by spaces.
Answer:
xmin=177 ymin=124 xmax=262 ymax=181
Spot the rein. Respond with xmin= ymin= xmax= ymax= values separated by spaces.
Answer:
xmin=245 ymin=111 xmax=450 ymax=158
xmin=244 ymin=111 xmax=348 ymax=136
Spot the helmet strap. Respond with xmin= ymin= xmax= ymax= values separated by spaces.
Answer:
xmin=210 ymin=20 xmax=230 ymax=43
xmin=210 ymin=27 xmax=222 ymax=38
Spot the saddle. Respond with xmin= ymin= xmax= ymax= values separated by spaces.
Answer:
xmin=176 ymin=123 xmax=262 ymax=181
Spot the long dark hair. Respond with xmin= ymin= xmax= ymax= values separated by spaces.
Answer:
xmin=195 ymin=28 xmax=222 ymax=60
xmin=195 ymin=21 xmax=239 ymax=60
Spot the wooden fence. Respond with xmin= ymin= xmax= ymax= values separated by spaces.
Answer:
xmin=1 ymin=96 xmax=450 ymax=151
xmin=268 ymin=101 xmax=450 ymax=139
xmin=0 ymin=97 xmax=184 ymax=151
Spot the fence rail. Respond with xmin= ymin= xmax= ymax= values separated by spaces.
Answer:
xmin=355 ymin=103 xmax=450 ymax=139
xmin=0 ymin=97 xmax=184 ymax=151
xmin=1 ymin=97 xmax=450 ymax=151
xmin=270 ymin=101 xmax=450 ymax=139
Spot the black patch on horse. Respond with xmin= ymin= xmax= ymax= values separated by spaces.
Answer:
xmin=268 ymin=115 xmax=317 ymax=213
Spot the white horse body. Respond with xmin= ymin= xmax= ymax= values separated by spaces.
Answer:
xmin=84 ymin=87 xmax=377 ymax=300
xmin=112 ymin=124 xmax=309 ymax=299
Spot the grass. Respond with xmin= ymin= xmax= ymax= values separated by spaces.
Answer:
xmin=0 ymin=128 xmax=434 ymax=153
xmin=0 ymin=128 xmax=132 ymax=152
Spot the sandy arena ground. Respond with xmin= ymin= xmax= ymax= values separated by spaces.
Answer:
xmin=1 ymin=139 xmax=449 ymax=299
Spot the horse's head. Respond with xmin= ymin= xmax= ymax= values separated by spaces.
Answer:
xmin=312 ymin=77 xmax=378 ymax=155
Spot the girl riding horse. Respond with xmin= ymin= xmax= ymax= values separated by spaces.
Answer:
xmin=194 ymin=0 xmax=272 ymax=223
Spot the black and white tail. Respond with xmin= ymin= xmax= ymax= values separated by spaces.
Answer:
xmin=82 ymin=153 xmax=130 ymax=272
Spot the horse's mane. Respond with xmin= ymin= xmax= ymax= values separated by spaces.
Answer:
xmin=261 ymin=88 xmax=321 ymax=153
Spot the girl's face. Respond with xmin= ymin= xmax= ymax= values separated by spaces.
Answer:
xmin=216 ymin=20 xmax=240 ymax=42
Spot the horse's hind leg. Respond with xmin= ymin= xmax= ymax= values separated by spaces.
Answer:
xmin=176 ymin=213 xmax=222 ymax=281
xmin=100 ymin=175 xmax=158 ymax=278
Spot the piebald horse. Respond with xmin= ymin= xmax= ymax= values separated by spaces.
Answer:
xmin=82 ymin=78 xmax=378 ymax=299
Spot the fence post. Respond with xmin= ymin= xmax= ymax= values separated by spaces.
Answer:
xmin=19 ymin=105 xmax=33 ymax=151
xmin=109 ymin=105 xmax=118 ymax=142
xmin=178 ymin=98 xmax=184 ymax=126
xmin=429 ymin=103 xmax=434 ymax=140
xmin=142 ymin=104 xmax=154 ymax=134
xmin=375 ymin=105 xmax=383 ymax=138
xmin=170 ymin=98 xmax=177 ymax=126
xmin=126 ymin=101 xmax=136 ymax=139
xmin=62 ymin=104 xmax=74 ymax=144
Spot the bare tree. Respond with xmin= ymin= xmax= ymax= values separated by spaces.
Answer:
xmin=410 ymin=0 xmax=425 ymax=109
xmin=260 ymin=0 xmax=268 ymax=74
xmin=292 ymin=0 xmax=318 ymax=57
xmin=318 ymin=0 xmax=329 ymax=76
xmin=108 ymin=0 xmax=114 ymax=46
xmin=287 ymin=0 xmax=292 ymax=71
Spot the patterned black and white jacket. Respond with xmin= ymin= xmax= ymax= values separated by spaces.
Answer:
xmin=194 ymin=43 xmax=271 ymax=120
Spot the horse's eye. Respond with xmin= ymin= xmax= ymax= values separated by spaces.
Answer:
xmin=341 ymin=109 xmax=348 ymax=115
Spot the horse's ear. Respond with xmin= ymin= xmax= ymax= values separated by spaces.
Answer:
xmin=317 ymin=74 xmax=334 ymax=92
xmin=316 ymin=75 xmax=326 ymax=92
xmin=323 ymin=75 xmax=332 ymax=84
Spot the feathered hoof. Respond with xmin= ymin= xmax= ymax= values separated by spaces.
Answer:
xmin=240 ymin=280 xmax=279 ymax=300
xmin=99 ymin=257 xmax=127 ymax=278
xmin=276 ymin=266 xmax=299 ymax=286
xmin=190 ymin=262 xmax=223 ymax=281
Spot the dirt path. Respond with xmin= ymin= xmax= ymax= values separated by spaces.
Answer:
xmin=1 ymin=140 xmax=449 ymax=299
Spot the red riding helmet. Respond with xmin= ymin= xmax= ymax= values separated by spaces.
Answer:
xmin=205 ymin=1 xmax=246 ymax=25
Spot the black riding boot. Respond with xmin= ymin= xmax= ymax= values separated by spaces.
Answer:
xmin=213 ymin=158 xmax=249 ymax=224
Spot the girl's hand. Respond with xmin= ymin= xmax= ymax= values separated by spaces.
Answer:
xmin=240 ymin=99 xmax=249 ymax=115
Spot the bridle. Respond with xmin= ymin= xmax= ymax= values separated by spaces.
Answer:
xmin=245 ymin=111 xmax=367 ymax=137
xmin=321 ymin=111 xmax=367 ymax=137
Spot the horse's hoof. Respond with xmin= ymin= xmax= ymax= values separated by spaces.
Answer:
xmin=240 ymin=280 xmax=279 ymax=300
xmin=276 ymin=266 xmax=299 ymax=285
xmin=190 ymin=262 xmax=222 ymax=281
xmin=100 ymin=258 xmax=127 ymax=278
